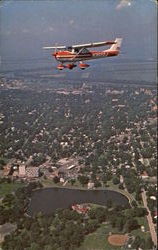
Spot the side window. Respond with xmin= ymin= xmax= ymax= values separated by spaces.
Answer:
xmin=81 ymin=48 xmax=89 ymax=54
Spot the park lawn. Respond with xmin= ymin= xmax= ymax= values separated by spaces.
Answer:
xmin=41 ymin=178 xmax=63 ymax=188
xmin=132 ymin=228 xmax=150 ymax=241
xmin=77 ymin=223 xmax=122 ymax=250
xmin=131 ymin=216 xmax=150 ymax=240
xmin=0 ymin=182 xmax=25 ymax=197
xmin=137 ymin=216 xmax=149 ymax=232
xmin=66 ymin=180 xmax=90 ymax=189
xmin=41 ymin=177 xmax=84 ymax=188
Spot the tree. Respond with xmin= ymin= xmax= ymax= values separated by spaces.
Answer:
xmin=146 ymin=237 xmax=154 ymax=249
xmin=69 ymin=179 xmax=76 ymax=186
xmin=124 ymin=218 xmax=140 ymax=232
xmin=115 ymin=216 xmax=125 ymax=231
xmin=118 ymin=183 xmax=124 ymax=190
xmin=0 ymin=158 xmax=6 ymax=170
xmin=131 ymin=200 xmax=138 ymax=208
xmin=139 ymin=238 xmax=146 ymax=249
xmin=135 ymin=192 xmax=142 ymax=202
xmin=85 ymin=219 xmax=99 ymax=233
xmin=98 ymin=154 xmax=108 ymax=166
xmin=2 ymin=193 xmax=15 ymax=207
xmin=141 ymin=148 xmax=153 ymax=159
xmin=133 ymin=207 xmax=148 ymax=217
xmin=94 ymin=180 xmax=101 ymax=188
xmin=29 ymin=242 xmax=41 ymax=250
xmin=78 ymin=175 xmax=89 ymax=186
xmin=106 ymin=172 xmax=112 ymax=181
xmin=90 ymin=207 xmax=107 ymax=223
xmin=44 ymin=245 xmax=53 ymax=250
xmin=126 ymin=184 xmax=135 ymax=194
xmin=112 ymin=177 xmax=120 ymax=185
xmin=53 ymin=176 xmax=60 ymax=184
xmin=132 ymin=235 xmax=141 ymax=249
xmin=101 ymin=175 xmax=107 ymax=185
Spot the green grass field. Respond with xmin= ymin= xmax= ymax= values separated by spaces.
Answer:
xmin=132 ymin=216 xmax=150 ymax=240
xmin=41 ymin=178 xmax=63 ymax=187
xmin=0 ymin=182 xmax=25 ymax=197
xmin=77 ymin=224 xmax=122 ymax=250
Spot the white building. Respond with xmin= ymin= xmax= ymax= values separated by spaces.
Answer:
xmin=18 ymin=165 xmax=26 ymax=177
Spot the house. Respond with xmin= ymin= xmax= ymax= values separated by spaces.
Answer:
xmin=141 ymin=226 xmax=145 ymax=232
xmin=60 ymin=177 xmax=65 ymax=183
xmin=67 ymin=165 xmax=76 ymax=170
xmin=150 ymin=196 xmax=156 ymax=201
xmin=12 ymin=171 xmax=18 ymax=178
xmin=3 ymin=166 xmax=11 ymax=176
xmin=71 ymin=204 xmax=89 ymax=214
xmin=141 ymin=171 xmax=149 ymax=179
xmin=87 ymin=181 xmax=94 ymax=189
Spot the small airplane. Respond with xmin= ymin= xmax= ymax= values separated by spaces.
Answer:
xmin=43 ymin=38 xmax=122 ymax=70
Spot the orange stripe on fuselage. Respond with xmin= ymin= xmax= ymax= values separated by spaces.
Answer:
xmin=53 ymin=50 xmax=119 ymax=62
xmin=91 ymin=50 xmax=119 ymax=57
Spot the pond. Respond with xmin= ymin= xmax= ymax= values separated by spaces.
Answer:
xmin=27 ymin=187 xmax=130 ymax=216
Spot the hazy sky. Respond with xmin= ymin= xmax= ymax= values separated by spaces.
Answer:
xmin=0 ymin=0 xmax=157 ymax=70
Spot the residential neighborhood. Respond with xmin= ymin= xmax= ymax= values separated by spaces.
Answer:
xmin=0 ymin=76 xmax=157 ymax=249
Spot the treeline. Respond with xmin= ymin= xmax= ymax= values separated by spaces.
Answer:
xmin=0 ymin=181 xmax=42 ymax=225
xmin=2 ymin=205 xmax=152 ymax=250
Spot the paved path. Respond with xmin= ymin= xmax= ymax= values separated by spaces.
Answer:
xmin=63 ymin=180 xmax=68 ymax=186
xmin=141 ymin=189 xmax=157 ymax=247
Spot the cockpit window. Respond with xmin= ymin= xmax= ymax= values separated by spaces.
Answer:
xmin=79 ymin=48 xmax=90 ymax=54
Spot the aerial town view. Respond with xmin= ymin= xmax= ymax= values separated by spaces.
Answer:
xmin=0 ymin=0 xmax=157 ymax=250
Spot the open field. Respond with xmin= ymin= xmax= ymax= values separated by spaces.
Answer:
xmin=77 ymin=224 xmax=122 ymax=250
xmin=0 ymin=182 xmax=25 ymax=197
xmin=132 ymin=216 xmax=151 ymax=240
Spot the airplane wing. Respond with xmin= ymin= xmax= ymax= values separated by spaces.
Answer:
xmin=43 ymin=41 xmax=116 ymax=50
xmin=43 ymin=46 xmax=67 ymax=50
xmin=72 ymin=41 xmax=116 ymax=49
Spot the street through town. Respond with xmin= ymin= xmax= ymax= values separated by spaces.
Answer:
xmin=141 ymin=189 xmax=157 ymax=247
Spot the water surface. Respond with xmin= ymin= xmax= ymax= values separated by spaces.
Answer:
xmin=28 ymin=187 xmax=130 ymax=216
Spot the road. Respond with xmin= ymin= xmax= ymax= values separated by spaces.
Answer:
xmin=141 ymin=189 xmax=157 ymax=247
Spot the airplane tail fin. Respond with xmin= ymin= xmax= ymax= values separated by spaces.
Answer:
xmin=108 ymin=38 xmax=122 ymax=51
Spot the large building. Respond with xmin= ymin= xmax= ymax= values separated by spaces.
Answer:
xmin=26 ymin=167 xmax=39 ymax=178
xmin=18 ymin=165 xmax=26 ymax=177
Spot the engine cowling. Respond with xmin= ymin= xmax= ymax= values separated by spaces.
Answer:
xmin=79 ymin=63 xmax=89 ymax=70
